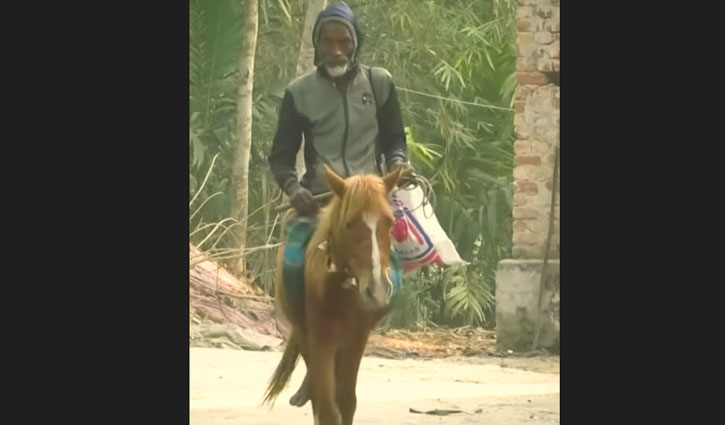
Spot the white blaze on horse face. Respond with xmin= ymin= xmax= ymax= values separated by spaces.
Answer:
xmin=363 ymin=211 xmax=382 ymax=289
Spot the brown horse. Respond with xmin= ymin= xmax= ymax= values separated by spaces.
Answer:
xmin=262 ymin=165 xmax=403 ymax=425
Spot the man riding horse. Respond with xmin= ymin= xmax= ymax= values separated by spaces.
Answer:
xmin=265 ymin=1 xmax=413 ymax=418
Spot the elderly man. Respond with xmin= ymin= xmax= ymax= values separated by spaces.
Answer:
xmin=268 ymin=1 xmax=410 ymax=216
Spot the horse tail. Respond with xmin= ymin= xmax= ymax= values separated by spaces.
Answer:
xmin=262 ymin=334 xmax=300 ymax=406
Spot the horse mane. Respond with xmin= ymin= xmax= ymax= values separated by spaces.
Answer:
xmin=308 ymin=174 xmax=393 ymax=255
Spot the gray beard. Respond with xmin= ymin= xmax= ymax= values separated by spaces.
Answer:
xmin=325 ymin=63 xmax=349 ymax=78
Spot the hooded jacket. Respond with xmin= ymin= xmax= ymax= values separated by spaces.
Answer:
xmin=268 ymin=2 xmax=408 ymax=195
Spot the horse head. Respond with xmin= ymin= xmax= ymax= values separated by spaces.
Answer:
xmin=321 ymin=165 xmax=403 ymax=310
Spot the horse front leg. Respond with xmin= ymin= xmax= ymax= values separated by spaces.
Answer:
xmin=336 ymin=329 xmax=368 ymax=425
xmin=308 ymin=330 xmax=342 ymax=425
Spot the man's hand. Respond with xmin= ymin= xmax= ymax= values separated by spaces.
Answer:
xmin=286 ymin=183 xmax=319 ymax=215
xmin=388 ymin=159 xmax=417 ymax=187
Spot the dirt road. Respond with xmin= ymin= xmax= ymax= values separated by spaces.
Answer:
xmin=190 ymin=347 xmax=560 ymax=424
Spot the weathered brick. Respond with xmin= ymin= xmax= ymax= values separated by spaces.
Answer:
xmin=554 ymin=33 xmax=560 ymax=41
xmin=527 ymin=86 xmax=558 ymax=109
xmin=530 ymin=218 xmax=547 ymax=234
xmin=544 ymin=41 xmax=560 ymax=59
xmin=515 ymin=165 xmax=549 ymax=182
xmin=532 ymin=139 xmax=553 ymax=155
xmin=532 ymin=166 xmax=551 ymax=182
xmin=535 ymin=58 xmax=554 ymax=73
xmin=513 ymin=193 xmax=529 ymax=207
xmin=513 ymin=208 xmax=539 ymax=219
xmin=513 ymin=165 xmax=530 ymax=180
xmin=522 ymin=108 xmax=536 ymax=125
xmin=533 ymin=116 xmax=552 ymax=128
xmin=518 ymin=19 xmax=532 ymax=32
xmin=514 ymin=219 xmax=547 ymax=237
xmin=513 ymin=219 xmax=529 ymax=232
xmin=515 ymin=155 xmax=541 ymax=166
xmin=513 ymin=230 xmax=539 ymax=246
xmin=534 ymin=31 xmax=553 ymax=44
xmin=518 ymin=6 xmax=535 ymax=18
xmin=537 ymin=7 xmax=553 ymax=18
xmin=515 ymin=100 xmax=526 ymax=113
xmin=512 ymin=246 xmax=526 ymax=258
xmin=517 ymin=43 xmax=540 ymax=58
xmin=545 ymin=18 xmax=560 ymax=33
xmin=512 ymin=245 xmax=541 ymax=259
xmin=545 ymin=178 xmax=560 ymax=191
xmin=515 ymin=180 xmax=539 ymax=194
xmin=541 ymin=152 xmax=559 ymax=167
xmin=517 ymin=32 xmax=533 ymax=47
xmin=536 ymin=57 xmax=559 ymax=72
xmin=514 ymin=140 xmax=532 ymax=155
xmin=534 ymin=126 xmax=559 ymax=143
xmin=517 ymin=56 xmax=537 ymax=72
xmin=518 ymin=72 xmax=548 ymax=85
xmin=514 ymin=114 xmax=532 ymax=139
xmin=537 ymin=6 xmax=559 ymax=19
xmin=522 ymin=17 xmax=545 ymax=32
xmin=515 ymin=85 xmax=532 ymax=101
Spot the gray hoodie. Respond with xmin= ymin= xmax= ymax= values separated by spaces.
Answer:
xmin=268 ymin=2 xmax=408 ymax=195
xmin=268 ymin=63 xmax=408 ymax=195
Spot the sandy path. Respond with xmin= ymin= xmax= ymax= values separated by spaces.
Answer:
xmin=190 ymin=348 xmax=559 ymax=424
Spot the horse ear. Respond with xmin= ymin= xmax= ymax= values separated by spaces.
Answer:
xmin=325 ymin=165 xmax=345 ymax=197
xmin=383 ymin=166 xmax=404 ymax=194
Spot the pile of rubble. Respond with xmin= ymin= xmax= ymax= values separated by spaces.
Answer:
xmin=189 ymin=244 xmax=504 ymax=359
xmin=189 ymin=243 xmax=284 ymax=351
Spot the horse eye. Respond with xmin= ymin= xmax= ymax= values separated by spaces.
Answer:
xmin=346 ymin=214 xmax=362 ymax=229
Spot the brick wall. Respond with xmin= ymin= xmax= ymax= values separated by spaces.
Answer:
xmin=513 ymin=0 xmax=560 ymax=259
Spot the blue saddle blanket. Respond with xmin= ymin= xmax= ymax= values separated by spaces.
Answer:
xmin=283 ymin=217 xmax=404 ymax=305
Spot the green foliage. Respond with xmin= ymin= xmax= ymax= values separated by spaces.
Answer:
xmin=189 ymin=0 xmax=303 ymax=281
xmin=189 ymin=0 xmax=245 ymax=226
xmin=189 ymin=0 xmax=519 ymax=324
xmin=355 ymin=0 xmax=517 ymax=327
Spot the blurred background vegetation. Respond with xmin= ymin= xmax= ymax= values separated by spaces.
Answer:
xmin=189 ymin=0 xmax=517 ymax=330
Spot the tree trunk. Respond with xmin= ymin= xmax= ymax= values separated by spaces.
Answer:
xmin=294 ymin=0 xmax=327 ymax=178
xmin=231 ymin=0 xmax=259 ymax=274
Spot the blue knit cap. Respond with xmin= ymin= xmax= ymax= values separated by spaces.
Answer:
xmin=312 ymin=2 xmax=361 ymax=66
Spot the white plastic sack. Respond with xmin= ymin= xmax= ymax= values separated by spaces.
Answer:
xmin=390 ymin=186 xmax=467 ymax=273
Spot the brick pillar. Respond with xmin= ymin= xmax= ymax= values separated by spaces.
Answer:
xmin=513 ymin=0 xmax=560 ymax=260
xmin=496 ymin=0 xmax=560 ymax=353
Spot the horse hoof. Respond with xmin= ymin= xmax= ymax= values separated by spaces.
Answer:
xmin=289 ymin=392 xmax=309 ymax=407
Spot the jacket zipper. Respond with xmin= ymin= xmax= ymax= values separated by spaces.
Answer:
xmin=339 ymin=82 xmax=351 ymax=177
